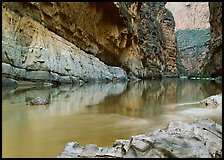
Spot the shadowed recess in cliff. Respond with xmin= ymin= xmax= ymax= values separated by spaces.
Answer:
xmin=2 ymin=2 xmax=178 ymax=80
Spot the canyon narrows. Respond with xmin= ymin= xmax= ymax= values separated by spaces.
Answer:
xmin=2 ymin=2 xmax=222 ymax=158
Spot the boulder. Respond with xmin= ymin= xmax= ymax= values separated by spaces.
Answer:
xmin=200 ymin=93 xmax=222 ymax=108
xmin=25 ymin=97 xmax=49 ymax=105
xmin=57 ymin=118 xmax=222 ymax=158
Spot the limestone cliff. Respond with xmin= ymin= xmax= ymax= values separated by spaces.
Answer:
xmin=165 ymin=2 xmax=210 ymax=77
xmin=2 ymin=6 xmax=127 ymax=84
xmin=2 ymin=2 xmax=178 ymax=83
xmin=138 ymin=2 xmax=177 ymax=78
xmin=166 ymin=2 xmax=222 ymax=78
xmin=166 ymin=2 xmax=210 ymax=30
xmin=201 ymin=2 xmax=222 ymax=77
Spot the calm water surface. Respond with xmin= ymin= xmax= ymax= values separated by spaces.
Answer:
xmin=2 ymin=79 xmax=222 ymax=158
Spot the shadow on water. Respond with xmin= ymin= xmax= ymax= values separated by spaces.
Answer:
xmin=2 ymin=79 xmax=222 ymax=158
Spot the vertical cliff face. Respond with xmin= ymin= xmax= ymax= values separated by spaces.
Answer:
xmin=166 ymin=2 xmax=222 ymax=78
xmin=166 ymin=2 xmax=210 ymax=77
xmin=2 ymin=2 xmax=178 ymax=83
xmin=2 ymin=6 xmax=128 ymax=84
xmin=138 ymin=2 xmax=177 ymax=78
xmin=166 ymin=2 xmax=210 ymax=30
xmin=201 ymin=2 xmax=222 ymax=77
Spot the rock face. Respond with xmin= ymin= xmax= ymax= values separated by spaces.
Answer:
xmin=200 ymin=2 xmax=222 ymax=78
xmin=166 ymin=2 xmax=210 ymax=30
xmin=200 ymin=93 xmax=222 ymax=109
xmin=2 ymin=6 xmax=127 ymax=84
xmin=2 ymin=2 xmax=178 ymax=82
xmin=176 ymin=29 xmax=210 ymax=76
xmin=166 ymin=2 xmax=222 ymax=78
xmin=57 ymin=118 xmax=222 ymax=158
xmin=166 ymin=2 xmax=211 ymax=77
xmin=138 ymin=2 xmax=177 ymax=78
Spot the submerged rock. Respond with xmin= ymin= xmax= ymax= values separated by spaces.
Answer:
xmin=26 ymin=97 xmax=49 ymax=105
xmin=57 ymin=118 xmax=222 ymax=158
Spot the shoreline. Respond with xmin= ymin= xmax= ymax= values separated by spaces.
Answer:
xmin=57 ymin=93 xmax=222 ymax=158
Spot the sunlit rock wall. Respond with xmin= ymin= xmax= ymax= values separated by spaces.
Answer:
xmin=2 ymin=6 xmax=127 ymax=84
xmin=2 ymin=2 xmax=178 ymax=82
xmin=166 ymin=2 xmax=210 ymax=30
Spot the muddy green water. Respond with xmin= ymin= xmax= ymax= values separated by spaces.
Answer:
xmin=2 ymin=79 xmax=222 ymax=158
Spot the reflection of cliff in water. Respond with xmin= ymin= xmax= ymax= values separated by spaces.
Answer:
xmin=2 ymin=79 xmax=221 ymax=119
xmin=176 ymin=79 xmax=222 ymax=102
xmin=95 ymin=79 xmax=222 ymax=118
xmin=2 ymin=82 xmax=127 ymax=119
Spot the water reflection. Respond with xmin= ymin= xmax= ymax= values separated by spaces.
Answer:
xmin=2 ymin=79 xmax=222 ymax=158
xmin=93 ymin=79 xmax=221 ymax=118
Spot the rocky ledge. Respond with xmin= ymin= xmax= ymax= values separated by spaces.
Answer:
xmin=57 ymin=118 xmax=222 ymax=158
xmin=57 ymin=94 xmax=222 ymax=158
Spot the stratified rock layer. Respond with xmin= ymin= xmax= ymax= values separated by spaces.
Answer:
xmin=2 ymin=7 xmax=127 ymax=84
xmin=57 ymin=118 xmax=222 ymax=158
xmin=2 ymin=2 xmax=178 ymax=82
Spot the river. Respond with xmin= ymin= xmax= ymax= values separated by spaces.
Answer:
xmin=2 ymin=78 xmax=222 ymax=158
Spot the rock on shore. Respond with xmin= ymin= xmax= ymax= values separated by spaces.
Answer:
xmin=200 ymin=93 xmax=222 ymax=108
xmin=57 ymin=118 xmax=222 ymax=158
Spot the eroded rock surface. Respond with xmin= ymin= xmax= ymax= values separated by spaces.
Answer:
xmin=57 ymin=118 xmax=222 ymax=158
xmin=2 ymin=7 xmax=127 ymax=84
xmin=166 ymin=2 xmax=222 ymax=78
xmin=201 ymin=2 xmax=222 ymax=77
xmin=200 ymin=93 xmax=222 ymax=109
xmin=2 ymin=2 xmax=178 ymax=81
xmin=138 ymin=2 xmax=177 ymax=78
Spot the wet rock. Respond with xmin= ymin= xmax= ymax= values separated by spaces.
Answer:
xmin=25 ymin=97 xmax=49 ymax=105
xmin=79 ymin=144 xmax=99 ymax=158
xmin=57 ymin=118 xmax=222 ymax=158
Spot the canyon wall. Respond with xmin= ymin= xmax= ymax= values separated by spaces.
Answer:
xmin=2 ymin=2 xmax=178 ymax=84
xmin=2 ymin=6 xmax=127 ymax=85
xmin=166 ymin=2 xmax=210 ymax=77
xmin=175 ymin=29 xmax=210 ymax=76
xmin=201 ymin=2 xmax=222 ymax=77
xmin=166 ymin=2 xmax=209 ymax=30
xmin=167 ymin=2 xmax=222 ymax=78
xmin=138 ymin=2 xmax=177 ymax=78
